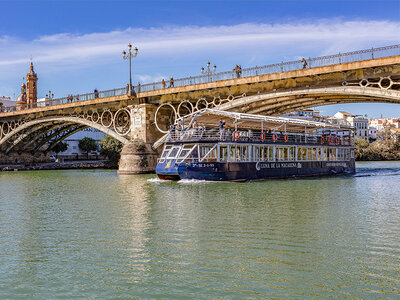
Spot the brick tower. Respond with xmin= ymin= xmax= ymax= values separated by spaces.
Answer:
xmin=26 ymin=62 xmax=38 ymax=107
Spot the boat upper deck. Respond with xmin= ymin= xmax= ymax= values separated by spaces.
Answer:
xmin=167 ymin=109 xmax=354 ymax=147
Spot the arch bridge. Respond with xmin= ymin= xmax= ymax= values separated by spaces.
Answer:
xmin=0 ymin=44 xmax=399 ymax=172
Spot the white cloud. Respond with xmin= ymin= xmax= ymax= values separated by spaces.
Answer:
xmin=0 ymin=20 xmax=399 ymax=68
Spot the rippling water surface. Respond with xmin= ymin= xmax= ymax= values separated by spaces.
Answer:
xmin=0 ymin=161 xmax=399 ymax=298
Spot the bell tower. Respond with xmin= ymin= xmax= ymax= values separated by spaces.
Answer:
xmin=26 ymin=62 xmax=38 ymax=107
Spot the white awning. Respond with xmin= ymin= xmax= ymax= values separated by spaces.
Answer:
xmin=178 ymin=109 xmax=353 ymax=132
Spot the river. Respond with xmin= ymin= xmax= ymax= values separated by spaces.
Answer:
xmin=0 ymin=161 xmax=399 ymax=298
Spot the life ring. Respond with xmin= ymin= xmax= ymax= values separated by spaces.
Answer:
xmin=335 ymin=137 xmax=340 ymax=144
xmin=260 ymin=132 xmax=265 ymax=141
xmin=328 ymin=136 xmax=332 ymax=144
xmin=272 ymin=133 xmax=278 ymax=142
xmin=321 ymin=136 xmax=325 ymax=144
xmin=233 ymin=131 xmax=240 ymax=140
xmin=284 ymin=134 xmax=289 ymax=142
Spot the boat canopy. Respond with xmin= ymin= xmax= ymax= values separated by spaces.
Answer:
xmin=177 ymin=109 xmax=353 ymax=133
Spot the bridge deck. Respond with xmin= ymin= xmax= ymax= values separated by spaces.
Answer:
xmin=1 ymin=55 xmax=399 ymax=119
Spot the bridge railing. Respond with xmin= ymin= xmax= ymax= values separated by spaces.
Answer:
xmin=2 ymin=44 xmax=399 ymax=112
xmin=136 ymin=44 xmax=400 ymax=92
xmin=1 ymin=87 xmax=127 ymax=112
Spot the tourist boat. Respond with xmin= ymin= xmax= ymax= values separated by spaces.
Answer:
xmin=155 ymin=109 xmax=355 ymax=181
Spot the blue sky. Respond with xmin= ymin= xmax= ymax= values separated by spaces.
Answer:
xmin=1 ymin=0 xmax=399 ymax=117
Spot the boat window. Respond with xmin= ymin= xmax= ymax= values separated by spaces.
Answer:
xmin=254 ymin=146 xmax=262 ymax=162
xmin=241 ymin=145 xmax=250 ymax=162
xmin=161 ymin=145 xmax=172 ymax=158
xmin=167 ymin=146 xmax=181 ymax=159
xmin=345 ymin=149 xmax=350 ymax=160
xmin=177 ymin=144 xmax=196 ymax=163
xmin=229 ymin=146 xmax=236 ymax=162
xmin=312 ymin=148 xmax=317 ymax=161
xmin=200 ymin=144 xmax=217 ymax=162
xmin=159 ymin=145 xmax=173 ymax=162
xmin=268 ymin=147 xmax=273 ymax=162
xmin=276 ymin=147 xmax=288 ymax=161
xmin=327 ymin=148 xmax=337 ymax=161
xmin=297 ymin=147 xmax=307 ymax=161
xmin=338 ymin=148 xmax=344 ymax=160
xmin=220 ymin=145 xmax=228 ymax=162
xmin=288 ymin=147 xmax=295 ymax=161
xmin=322 ymin=148 xmax=327 ymax=161
xmin=254 ymin=146 xmax=270 ymax=162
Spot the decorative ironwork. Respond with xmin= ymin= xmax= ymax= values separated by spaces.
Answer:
xmin=342 ymin=76 xmax=400 ymax=90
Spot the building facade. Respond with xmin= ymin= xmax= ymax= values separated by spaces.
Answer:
xmin=332 ymin=112 xmax=369 ymax=141
xmin=54 ymin=128 xmax=105 ymax=160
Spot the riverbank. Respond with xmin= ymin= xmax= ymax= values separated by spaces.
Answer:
xmin=0 ymin=160 xmax=110 ymax=172
xmin=355 ymin=131 xmax=400 ymax=161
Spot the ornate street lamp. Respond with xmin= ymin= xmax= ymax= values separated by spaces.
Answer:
xmin=46 ymin=90 xmax=54 ymax=106
xmin=46 ymin=90 xmax=54 ymax=99
xmin=122 ymin=43 xmax=138 ymax=96
xmin=201 ymin=61 xmax=216 ymax=82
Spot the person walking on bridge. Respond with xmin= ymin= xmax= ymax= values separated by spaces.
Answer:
xmin=302 ymin=58 xmax=308 ymax=69
xmin=161 ymin=79 xmax=166 ymax=89
xmin=169 ymin=76 xmax=174 ymax=88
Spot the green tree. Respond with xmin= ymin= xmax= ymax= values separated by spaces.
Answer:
xmin=79 ymin=137 xmax=98 ymax=159
xmin=52 ymin=141 xmax=68 ymax=157
xmin=99 ymin=135 xmax=123 ymax=167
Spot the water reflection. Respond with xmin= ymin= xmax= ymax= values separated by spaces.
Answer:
xmin=0 ymin=164 xmax=399 ymax=298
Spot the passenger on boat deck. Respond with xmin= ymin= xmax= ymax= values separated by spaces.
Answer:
xmin=219 ymin=119 xmax=226 ymax=139
xmin=191 ymin=120 xmax=199 ymax=137
xmin=169 ymin=124 xmax=175 ymax=141
xmin=176 ymin=121 xmax=182 ymax=139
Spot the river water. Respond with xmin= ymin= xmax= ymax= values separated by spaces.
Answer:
xmin=0 ymin=161 xmax=399 ymax=299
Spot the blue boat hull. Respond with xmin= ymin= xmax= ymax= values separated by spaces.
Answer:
xmin=156 ymin=160 xmax=355 ymax=181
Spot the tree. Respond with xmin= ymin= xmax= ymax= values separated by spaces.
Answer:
xmin=99 ymin=135 xmax=123 ymax=167
xmin=52 ymin=141 xmax=68 ymax=157
xmin=79 ymin=137 xmax=98 ymax=159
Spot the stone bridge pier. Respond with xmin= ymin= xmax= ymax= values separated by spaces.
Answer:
xmin=118 ymin=104 xmax=164 ymax=174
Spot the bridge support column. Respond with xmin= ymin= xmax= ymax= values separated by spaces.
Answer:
xmin=118 ymin=104 xmax=162 ymax=174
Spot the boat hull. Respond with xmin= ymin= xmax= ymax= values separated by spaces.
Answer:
xmin=156 ymin=160 xmax=355 ymax=181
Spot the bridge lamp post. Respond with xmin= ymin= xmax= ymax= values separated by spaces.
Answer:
xmin=201 ymin=62 xmax=216 ymax=82
xmin=46 ymin=90 xmax=54 ymax=106
xmin=122 ymin=43 xmax=138 ymax=96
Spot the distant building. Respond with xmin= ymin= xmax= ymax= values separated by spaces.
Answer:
xmin=281 ymin=109 xmax=322 ymax=121
xmin=0 ymin=96 xmax=15 ymax=111
xmin=16 ymin=62 xmax=38 ymax=110
xmin=331 ymin=112 xmax=369 ymax=141
xmin=370 ymin=117 xmax=400 ymax=130
xmin=55 ymin=128 xmax=105 ymax=159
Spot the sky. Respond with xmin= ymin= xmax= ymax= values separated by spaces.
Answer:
xmin=0 ymin=0 xmax=399 ymax=118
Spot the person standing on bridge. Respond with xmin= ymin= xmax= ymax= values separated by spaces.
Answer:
xmin=302 ymin=58 xmax=308 ymax=69
xmin=161 ymin=79 xmax=166 ymax=89
xmin=94 ymin=88 xmax=99 ymax=98
xmin=169 ymin=77 xmax=174 ymax=88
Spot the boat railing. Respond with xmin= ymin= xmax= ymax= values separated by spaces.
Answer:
xmin=166 ymin=127 xmax=354 ymax=146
